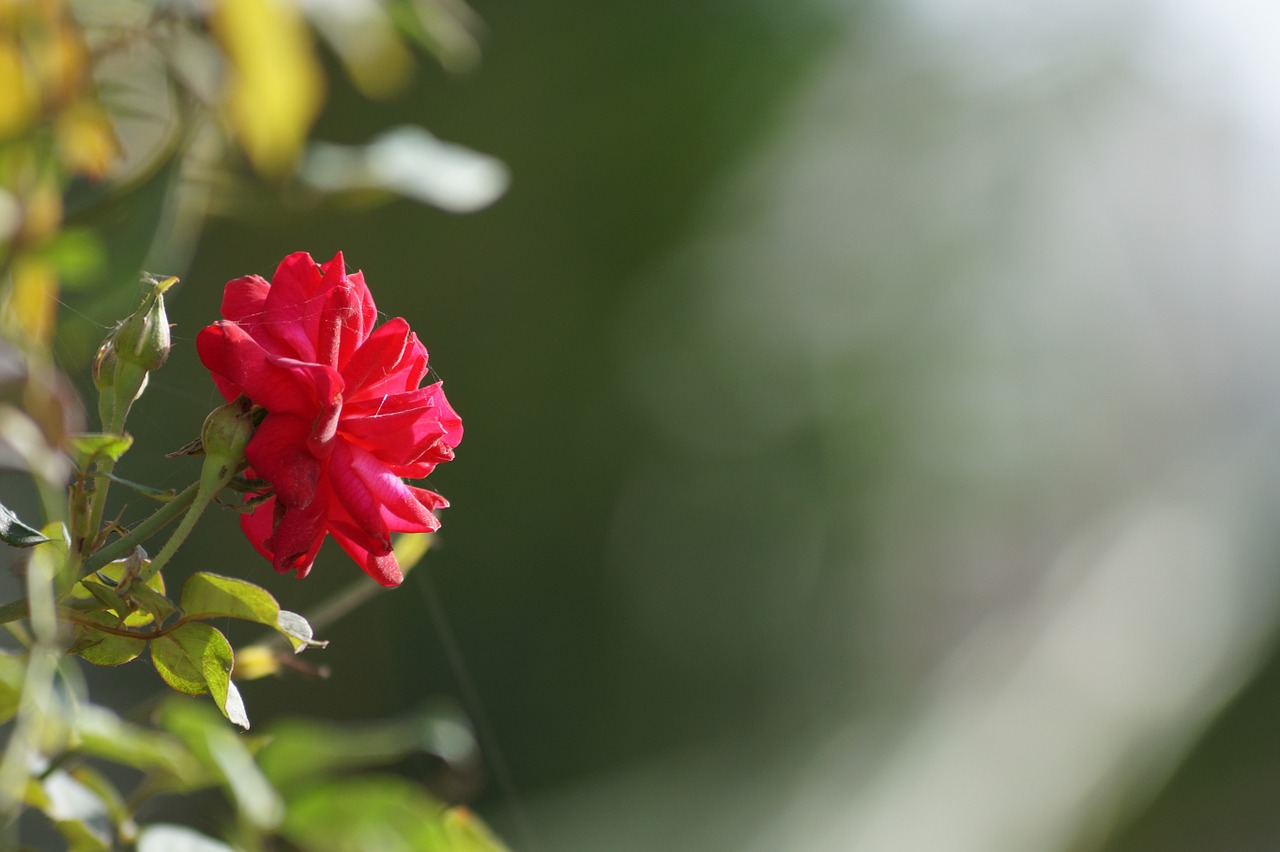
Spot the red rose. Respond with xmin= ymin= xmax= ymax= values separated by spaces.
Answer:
xmin=196 ymin=251 xmax=461 ymax=586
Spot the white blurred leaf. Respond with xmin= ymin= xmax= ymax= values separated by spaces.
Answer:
xmin=41 ymin=770 xmax=111 ymax=832
xmin=303 ymin=125 xmax=509 ymax=213
xmin=137 ymin=824 xmax=236 ymax=852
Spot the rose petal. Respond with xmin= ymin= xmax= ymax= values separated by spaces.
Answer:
xmin=209 ymin=372 xmax=241 ymax=404
xmin=386 ymin=437 xmax=458 ymax=478
xmin=223 ymin=272 xmax=325 ymax=359
xmin=319 ymin=254 xmax=378 ymax=343
xmin=339 ymin=383 xmax=457 ymax=465
xmin=317 ymin=274 xmax=367 ymax=369
xmin=406 ymin=485 xmax=449 ymax=514
xmin=391 ymin=331 xmax=429 ymax=392
xmin=197 ymin=322 xmax=343 ymax=417
xmin=346 ymin=440 xmax=444 ymax=531
xmin=270 ymin=487 xmax=329 ymax=578
xmin=401 ymin=437 xmax=456 ymax=473
xmin=318 ymin=251 xmax=346 ymax=282
xmin=262 ymin=252 xmax=327 ymax=361
xmin=239 ymin=494 xmax=276 ymax=560
xmin=246 ymin=414 xmax=323 ymax=509
xmin=344 ymin=271 xmax=378 ymax=339
xmin=307 ymin=396 xmax=342 ymax=459
xmin=220 ymin=274 xmax=269 ymax=325
xmin=341 ymin=319 xmax=431 ymax=401
xmin=328 ymin=521 xmax=404 ymax=587
xmin=326 ymin=440 xmax=392 ymax=551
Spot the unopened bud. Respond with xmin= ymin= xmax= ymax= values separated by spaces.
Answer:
xmin=113 ymin=277 xmax=174 ymax=372
xmin=200 ymin=396 xmax=255 ymax=476
xmin=93 ymin=277 xmax=175 ymax=432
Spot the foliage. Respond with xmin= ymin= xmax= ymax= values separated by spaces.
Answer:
xmin=0 ymin=0 xmax=509 ymax=848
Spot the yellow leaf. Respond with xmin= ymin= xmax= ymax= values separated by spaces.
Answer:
xmin=0 ymin=39 xmax=37 ymax=138
xmin=36 ymin=18 xmax=89 ymax=110
xmin=55 ymin=100 xmax=118 ymax=180
xmin=9 ymin=256 xmax=57 ymax=346
xmin=21 ymin=179 xmax=62 ymax=243
xmin=212 ymin=0 xmax=324 ymax=175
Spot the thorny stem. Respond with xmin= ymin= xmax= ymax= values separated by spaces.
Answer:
xmin=82 ymin=481 xmax=200 ymax=575
xmin=134 ymin=484 xmax=212 ymax=584
xmin=80 ymin=408 xmax=129 ymax=564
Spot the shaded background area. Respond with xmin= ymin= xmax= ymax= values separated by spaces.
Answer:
xmin=20 ymin=0 xmax=1280 ymax=848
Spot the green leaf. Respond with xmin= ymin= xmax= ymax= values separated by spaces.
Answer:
xmin=69 ymin=627 xmax=145 ymax=667
xmin=137 ymin=824 xmax=237 ymax=852
xmin=151 ymin=631 xmax=206 ymax=696
xmin=277 ymin=610 xmax=327 ymax=652
xmin=281 ymin=776 xmax=509 ymax=852
xmin=70 ymin=433 xmax=133 ymax=467
xmin=0 ymin=501 xmax=49 ymax=547
xmin=180 ymin=572 xmax=277 ymax=624
xmin=157 ymin=699 xmax=282 ymax=829
xmin=439 ymin=807 xmax=510 ymax=852
xmin=0 ymin=649 xmax=25 ymax=724
xmin=151 ymin=624 xmax=247 ymax=728
xmin=82 ymin=580 xmax=130 ymax=617
xmin=40 ymin=520 xmax=73 ymax=597
xmin=71 ymin=560 xmax=166 ymax=627
xmin=74 ymin=705 xmax=203 ymax=780
xmin=259 ymin=710 xmax=476 ymax=792
xmin=127 ymin=583 xmax=178 ymax=625
xmin=179 ymin=573 xmax=326 ymax=652
xmin=73 ymin=560 xmax=155 ymax=595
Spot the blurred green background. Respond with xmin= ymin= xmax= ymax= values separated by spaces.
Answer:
xmin=10 ymin=0 xmax=1280 ymax=849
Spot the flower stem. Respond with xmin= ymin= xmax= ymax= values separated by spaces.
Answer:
xmin=135 ymin=466 xmax=226 ymax=583
xmin=81 ymin=457 xmax=115 ymax=556
xmin=80 ymin=408 xmax=129 ymax=560
xmin=135 ymin=396 xmax=254 ymax=582
xmin=82 ymin=481 xmax=200 ymax=575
